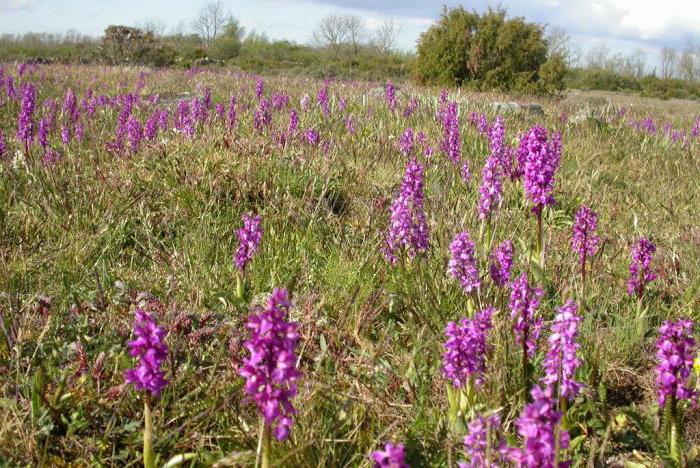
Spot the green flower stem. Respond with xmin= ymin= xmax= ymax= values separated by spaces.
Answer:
xmin=262 ymin=423 xmax=272 ymax=468
xmin=143 ymin=394 xmax=154 ymax=468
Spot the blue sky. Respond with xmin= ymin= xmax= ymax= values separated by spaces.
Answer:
xmin=1 ymin=0 xmax=699 ymax=67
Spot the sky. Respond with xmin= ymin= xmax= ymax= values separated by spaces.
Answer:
xmin=1 ymin=0 xmax=699 ymax=68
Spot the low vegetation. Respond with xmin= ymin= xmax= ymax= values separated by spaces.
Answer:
xmin=0 ymin=62 xmax=699 ymax=466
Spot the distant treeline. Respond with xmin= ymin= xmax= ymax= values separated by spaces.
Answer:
xmin=0 ymin=29 xmax=411 ymax=82
xmin=1 ymin=2 xmax=699 ymax=99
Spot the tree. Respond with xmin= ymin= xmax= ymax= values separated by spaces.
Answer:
xmin=210 ymin=18 xmax=245 ymax=60
xmin=678 ymin=42 xmax=698 ymax=81
xmin=373 ymin=19 xmax=401 ymax=55
xmin=627 ymin=49 xmax=647 ymax=78
xmin=344 ymin=15 xmax=365 ymax=56
xmin=660 ymin=47 xmax=677 ymax=79
xmin=567 ymin=43 xmax=582 ymax=69
xmin=545 ymin=25 xmax=569 ymax=59
xmin=101 ymin=25 xmax=176 ymax=67
xmin=138 ymin=18 xmax=167 ymax=38
xmin=192 ymin=1 xmax=230 ymax=48
xmin=415 ymin=7 xmax=549 ymax=91
xmin=539 ymin=53 xmax=567 ymax=92
xmin=312 ymin=14 xmax=347 ymax=58
xmin=585 ymin=44 xmax=610 ymax=69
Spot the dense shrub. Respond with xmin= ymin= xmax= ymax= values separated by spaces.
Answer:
xmin=638 ymin=76 xmax=700 ymax=100
xmin=210 ymin=20 xmax=244 ymax=60
xmin=0 ymin=33 xmax=100 ymax=63
xmin=101 ymin=25 xmax=176 ymax=67
xmin=414 ymin=7 xmax=557 ymax=93
xmin=564 ymin=69 xmax=700 ymax=100
xmin=565 ymin=68 xmax=640 ymax=92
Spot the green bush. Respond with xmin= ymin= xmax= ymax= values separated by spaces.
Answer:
xmin=538 ymin=54 xmax=567 ymax=93
xmin=565 ymin=68 xmax=640 ymax=91
xmin=414 ymin=6 xmax=551 ymax=93
xmin=563 ymin=69 xmax=700 ymax=100
xmin=638 ymin=76 xmax=700 ymax=100
xmin=210 ymin=20 xmax=244 ymax=60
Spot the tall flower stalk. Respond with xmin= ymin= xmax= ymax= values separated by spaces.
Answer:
xmin=571 ymin=205 xmax=599 ymax=296
xmin=518 ymin=126 xmax=561 ymax=269
xmin=124 ymin=309 xmax=169 ymax=468
xmin=489 ymin=240 xmax=514 ymax=287
xmin=447 ymin=231 xmax=481 ymax=301
xmin=385 ymin=80 xmax=396 ymax=112
xmin=442 ymin=307 xmax=494 ymax=432
xmin=627 ymin=237 xmax=657 ymax=307
xmin=17 ymin=83 xmax=37 ymax=157
xmin=461 ymin=414 xmax=507 ymax=467
xmin=239 ymin=288 xmax=300 ymax=468
xmin=234 ymin=213 xmax=263 ymax=298
xmin=509 ymin=386 xmax=569 ymax=467
xmin=509 ymin=273 xmax=544 ymax=395
xmin=655 ymin=319 xmax=697 ymax=460
xmin=542 ymin=300 xmax=582 ymax=418
xmin=383 ymin=158 xmax=429 ymax=265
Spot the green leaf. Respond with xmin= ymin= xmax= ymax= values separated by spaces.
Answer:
xmin=621 ymin=408 xmax=678 ymax=468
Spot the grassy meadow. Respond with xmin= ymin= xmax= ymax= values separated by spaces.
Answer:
xmin=1 ymin=63 xmax=699 ymax=466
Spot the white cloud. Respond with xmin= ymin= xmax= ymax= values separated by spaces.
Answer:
xmin=551 ymin=0 xmax=700 ymax=43
xmin=0 ymin=0 xmax=36 ymax=11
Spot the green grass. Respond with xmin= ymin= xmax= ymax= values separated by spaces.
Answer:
xmin=0 ymin=63 xmax=699 ymax=466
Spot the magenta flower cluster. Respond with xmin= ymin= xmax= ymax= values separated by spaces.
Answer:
xmin=627 ymin=237 xmax=657 ymax=299
xmin=384 ymin=158 xmax=429 ymax=265
xmin=317 ymin=85 xmax=330 ymax=116
xmin=571 ymin=205 xmax=600 ymax=265
xmin=124 ymin=309 xmax=169 ymax=396
xmin=460 ymin=414 xmax=507 ymax=468
xmin=305 ymin=128 xmax=320 ymax=146
xmin=441 ymin=102 xmax=462 ymax=166
xmin=370 ymin=442 xmax=408 ymax=468
xmin=489 ymin=240 xmax=514 ymax=287
xmin=488 ymin=115 xmax=514 ymax=177
xmin=17 ymin=83 xmax=37 ymax=147
xmin=442 ymin=307 xmax=494 ymax=388
xmin=253 ymin=99 xmax=272 ymax=131
xmin=655 ymin=318 xmax=697 ymax=407
xmin=0 ymin=129 xmax=7 ymax=160
xmin=518 ymin=126 xmax=562 ymax=214
xmin=509 ymin=386 xmax=569 ymax=467
xmin=403 ymin=97 xmax=418 ymax=118
xmin=447 ymin=231 xmax=481 ymax=294
xmin=227 ymin=95 xmax=237 ymax=131
xmin=509 ymin=273 xmax=544 ymax=358
xmin=542 ymin=300 xmax=582 ymax=400
xmin=239 ymin=288 xmax=300 ymax=441
xmin=235 ymin=213 xmax=263 ymax=273
xmin=255 ymin=78 xmax=264 ymax=99
xmin=399 ymin=127 xmax=415 ymax=156
xmin=477 ymin=154 xmax=503 ymax=221
xmin=385 ymin=80 xmax=396 ymax=112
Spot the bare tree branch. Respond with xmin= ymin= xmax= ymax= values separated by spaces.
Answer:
xmin=312 ymin=14 xmax=350 ymax=59
xmin=660 ymin=47 xmax=677 ymax=79
xmin=138 ymin=18 xmax=167 ymax=38
xmin=191 ymin=1 xmax=230 ymax=48
xmin=312 ymin=14 xmax=367 ymax=58
xmin=373 ymin=19 xmax=401 ymax=55
xmin=545 ymin=25 xmax=569 ymax=59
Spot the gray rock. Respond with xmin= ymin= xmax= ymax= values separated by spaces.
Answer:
xmin=491 ymin=101 xmax=521 ymax=113
xmin=491 ymin=102 xmax=544 ymax=116
xmin=523 ymin=104 xmax=544 ymax=116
